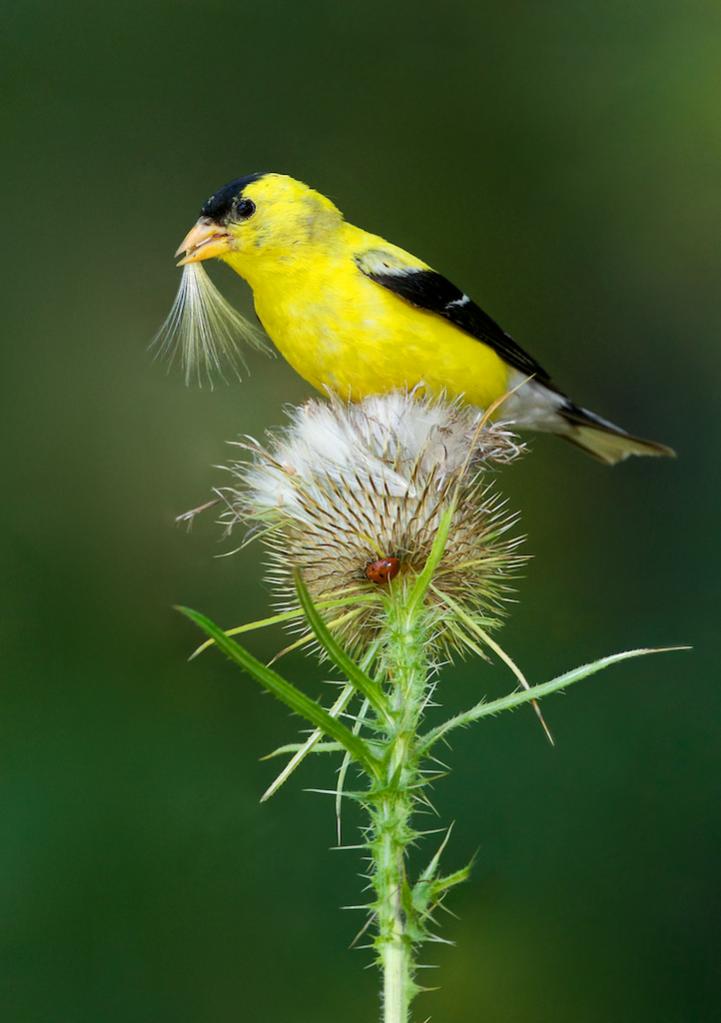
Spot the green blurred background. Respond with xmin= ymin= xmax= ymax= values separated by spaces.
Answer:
xmin=2 ymin=2 xmax=719 ymax=1020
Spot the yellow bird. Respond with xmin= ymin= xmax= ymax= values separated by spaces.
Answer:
xmin=175 ymin=172 xmax=672 ymax=464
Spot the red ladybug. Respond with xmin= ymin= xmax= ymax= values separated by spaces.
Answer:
xmin=365 ymin=557 xmax=401 ymax=584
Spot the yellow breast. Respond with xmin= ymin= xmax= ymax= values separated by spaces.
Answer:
xmin=226 ymin=226 xmax=511 ymax=409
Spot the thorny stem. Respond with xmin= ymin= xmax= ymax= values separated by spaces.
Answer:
xmin=370 ymin=584 xmax=429 ymax=1023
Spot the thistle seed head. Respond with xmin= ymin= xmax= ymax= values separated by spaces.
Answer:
xmin=220 ymin=391 xmax=526 ymax=657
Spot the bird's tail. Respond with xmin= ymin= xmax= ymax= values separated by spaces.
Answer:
xmin=559 ymin=403 xmax=675 ymax=465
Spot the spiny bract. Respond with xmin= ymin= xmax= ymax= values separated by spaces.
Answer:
xmin=219 ymin=391 xmax=526 ymax=657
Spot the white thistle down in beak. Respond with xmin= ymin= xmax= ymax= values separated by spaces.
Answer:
xmin=218 ymin=391 xmax=526 ymax=658
xmin=152 ymin=262 xmax=271 ymax=386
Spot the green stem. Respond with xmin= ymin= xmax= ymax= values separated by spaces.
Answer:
xmin=370 ymin=585 xmax=430 ymax=1023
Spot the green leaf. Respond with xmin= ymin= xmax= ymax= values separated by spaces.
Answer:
xmin=267 ymin=608 xmax=365 ymax=666
xmin=177 ymin=606 xmax=381 ymax=777
xmin=189 ymin=592 xmax=375 ymax=660
xmin=426 ymin=864 xmax=473 ymax=899
xmin=431 ymin=586 xmax=554 ymax=745
xmin=261 ymin=640 xmax=382 ymax=802
xmin=294 ymin=572 xmax=391 ymax=723
xmin=336 ymin=697 xmax=371 ymax=844
xmin=260 ymin=741 xmax=345 ymax=759
xmin=406 ymin=502 xmax=455 ymax=616
xmin=420 ymin=646 xmax=689 ymax=754
xmin=260 ymin=682 xmax=356 ymax=802
xmin=418 ymin=823 xmax=455 ymax=884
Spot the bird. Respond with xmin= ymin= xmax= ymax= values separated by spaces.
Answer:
xmin=174 ymin=172 xmax=673 ymax=464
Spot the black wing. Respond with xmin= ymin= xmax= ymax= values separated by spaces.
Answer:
xmin=356 ymin=252 xmax=552 ymax=384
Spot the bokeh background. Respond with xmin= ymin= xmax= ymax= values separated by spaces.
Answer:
xmin=2 ymin=2 xmax=719 ymax=1020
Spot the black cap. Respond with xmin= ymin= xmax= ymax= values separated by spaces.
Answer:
xmin=201 ymin=172 xmax=266 ymax=221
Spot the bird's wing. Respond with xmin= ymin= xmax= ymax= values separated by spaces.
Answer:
xmin=354 ymin=248 xmax=552 ymax=384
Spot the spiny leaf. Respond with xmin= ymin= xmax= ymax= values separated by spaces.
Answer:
xmin=418 ymin=823 xmax=455 ymax=884
xmin=431 ymin=585 xmax=554 ymax=745
xmin=412 ymin=856 xmax=473 ymax=935
xmin=189 ymin=593 xmax=375 ymax=660
xmin=262 ymin=640 xmax=381 ymax=802
xmin=336 ymin=697 xmax=371 ymax=844
xmin=177 ymin=606 xmax=380 ymax=777
xmin=260 ymin=682 xmax=355 ymax=802
xmin=304 ymin=787 xmax=369 ymax=804
xmin=406 ymin=502 xmax=456 ymax=616
xmin=260 ymin=741 xmax=345 ymax=760
xmin=426 ymin=864 xmax=473 ymax=898
xmin=420 ymin=646 xmax=689 ymax=754
xmin=294 ymin=571 xmax=391 ymax=723
xmin=268 ymin=607 xmax=366 ymax=666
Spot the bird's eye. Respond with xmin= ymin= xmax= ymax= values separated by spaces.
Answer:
xmin=233 ymin=198 xmax=256 ymax=221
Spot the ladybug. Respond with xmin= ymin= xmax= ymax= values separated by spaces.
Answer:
xmin=365 ymin=556 xmax=401 ymax=585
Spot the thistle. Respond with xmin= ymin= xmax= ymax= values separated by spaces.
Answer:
xmin=179 ymin=391 xmax=682 ymax=1023
xmin=220 ymin=391 xmax=525 ymax=660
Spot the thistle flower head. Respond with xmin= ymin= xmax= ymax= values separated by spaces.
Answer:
xmin=220 ymin=391 xmax=526 ymax=657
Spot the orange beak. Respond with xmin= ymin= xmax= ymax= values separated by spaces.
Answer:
xmin=175 ymin=218 xmax=232 ymax=265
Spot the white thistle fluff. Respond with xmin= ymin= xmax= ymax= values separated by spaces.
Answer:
xmin=152 ymin=263 xmax=271 ymax=386
xmin=219 ymin=391 xmax=526 ymax=657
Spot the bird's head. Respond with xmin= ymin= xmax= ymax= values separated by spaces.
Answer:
xmin=175 ymin=173 xmax=342 ymax=275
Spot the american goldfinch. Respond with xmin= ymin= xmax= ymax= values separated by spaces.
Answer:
xmin=174 ymin=172 xmax=672 ymax=463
